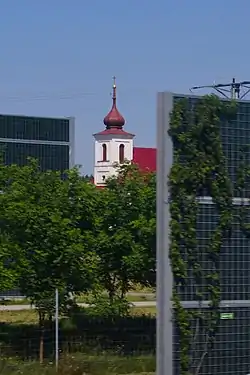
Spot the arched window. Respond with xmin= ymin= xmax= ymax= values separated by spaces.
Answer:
xmin=119 ymin=144 xmax=125 ymax=163
xmin=102 ymin=144 xmax=107 ymax=161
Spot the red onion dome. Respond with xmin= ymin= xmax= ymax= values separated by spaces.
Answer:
xmin=103 ymin=77 xmax=125 ymax=129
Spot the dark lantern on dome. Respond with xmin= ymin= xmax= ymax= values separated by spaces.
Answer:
xmin=103 ymin=77 xmax=125 ymax=129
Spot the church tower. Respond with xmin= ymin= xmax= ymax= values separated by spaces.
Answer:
xmin=93 ymin=77 xmax=135 ymax=186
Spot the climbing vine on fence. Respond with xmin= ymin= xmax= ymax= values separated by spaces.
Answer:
xmin=236 ymin=147 xmax=250 ymax=239
xmin=168 ymin=95 xmax=236 ymax=375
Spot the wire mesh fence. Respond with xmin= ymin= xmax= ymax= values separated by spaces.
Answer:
xmin=173 ymin=306 xmax=250 ymax=375
xmin=2 ymin=300 xmax=250 ymax=375
xmin=0 ymin=300 xmax=156 ymax=374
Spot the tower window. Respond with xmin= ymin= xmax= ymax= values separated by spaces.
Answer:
xmin=119 ymin=144 xmax=125 ymax=163
xmin=102 ymin=143 xmax=107 ymax=161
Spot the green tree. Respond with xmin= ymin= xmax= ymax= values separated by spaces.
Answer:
xmin=1 ymin=159 xmax=99 ymax=361
xmin=94 ymin=163 xmax=156 ymax=305
xmin=0 ymin=161 xmax=21 ymax=292
xmin=82 ymin=174 xmax=94 ymax=182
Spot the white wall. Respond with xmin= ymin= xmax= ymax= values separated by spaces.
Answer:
xmin=93 ymin=133 xmax=134 ymax=185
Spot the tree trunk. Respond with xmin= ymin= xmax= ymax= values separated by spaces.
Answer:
xmin=106 ymin=274 xmax=116 ymax=303
xmin=121 ymin=278 xmax=128 ymax=299
xmin=108 ymin=288 xmax=115 ymax=302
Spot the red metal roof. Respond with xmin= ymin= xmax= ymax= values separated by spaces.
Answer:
xmin=93 ymin=128 xmax=135 ymax=137
xmin=133 ymin=147 xmax=156 ymax=172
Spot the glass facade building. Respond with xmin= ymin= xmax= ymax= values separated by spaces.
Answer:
xmin=0 ymin=114 xmax=75 ymax=301
xmin=0 ymin=114 xmax=75 ymax=171
xmin=157 ymin=92 xmax=250 ymax=375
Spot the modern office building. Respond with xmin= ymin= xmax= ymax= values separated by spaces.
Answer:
xmin=0 ymin=115 xmax=75 ymax=299
xmin=0 ymin=114 xmax=75 ymax=170
xmin=157 ymin=92 xmax=250 ymax=375
xmin=0 ymin=114 xmax=75 ymax=300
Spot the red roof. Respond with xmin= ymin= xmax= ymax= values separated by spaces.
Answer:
xmin=133 ymin=147 xmax=156 ymax=172
xmin=94 ymin=128 xmax=135 ymax=137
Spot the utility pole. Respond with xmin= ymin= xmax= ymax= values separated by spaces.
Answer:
xmin=190 ymin=78 xmax=250 ymax=100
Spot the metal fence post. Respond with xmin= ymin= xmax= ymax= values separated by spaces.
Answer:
xmin=55 ymin=288 xmax=59 ymax=371
xmin=156 ymin=92 xmax=173 ymax=375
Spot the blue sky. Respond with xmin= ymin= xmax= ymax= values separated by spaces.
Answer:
xmin=0 ymin=0 xmax=249 ymax=173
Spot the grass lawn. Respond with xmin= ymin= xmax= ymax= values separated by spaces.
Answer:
xmin=131 ymin=306 xmax=156 ymax=316
xmin=0 ymin=298 xmax=31 ymax=305
xmin=0 ymin=306 xmax=156 ymax=324
xmin=0 ymin=285 xmax=155 ymax=306
xmin=127 ymin=295 xmax=155 ymax=302
xmin=0 ymin=309 xmax=37 ymax=324
xmin=77 ymin=293 xmax=156 ymax=303
xmin=0 ymin=292 xmax=156 ymax=306
xmin=0 ymin=357 xmax=155 ymax=375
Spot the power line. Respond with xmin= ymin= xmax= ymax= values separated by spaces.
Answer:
xmin=0 ymin=87 xmax=154 ymax=103
xmin=0 ymin=91 xmax=96 ymax=102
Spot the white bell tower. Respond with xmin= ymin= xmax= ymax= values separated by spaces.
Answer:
xmin=93 ymin=77 xmax=134 ymax=186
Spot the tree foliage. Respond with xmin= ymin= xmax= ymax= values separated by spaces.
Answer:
xmin=0 ymin=158 xmax=156 ymax=314
xmin=0 ymin=162 xmax=21 ymax=291
xmin=0 ymin=160 xmax=103 ymax=361
xmin=1 ymin=161 xmax=99 ymax=310
xmin=93 ymin=163 xmax=156 ymax=303
xmin=0 ymin=154 xmax=156 ymax=363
